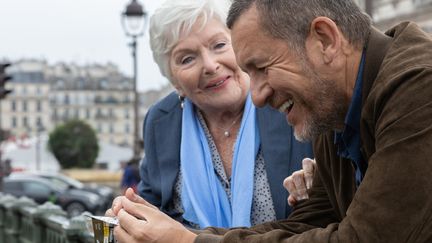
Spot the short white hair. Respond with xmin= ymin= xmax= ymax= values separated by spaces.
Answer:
xmin=149 ymin=0 xmax=231 ymax=83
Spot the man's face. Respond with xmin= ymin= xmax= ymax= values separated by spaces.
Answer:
xmin=231 ymin=6 xmax=347 ymax=141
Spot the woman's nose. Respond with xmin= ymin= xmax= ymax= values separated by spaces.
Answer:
xmin=202 ymin=52 xmax=219 ymax=75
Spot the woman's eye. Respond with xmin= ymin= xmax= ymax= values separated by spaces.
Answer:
xmin=214 ymin=42 xmax=226 ymax=49
xmin=181 ymin=56 xmax=194 ymax=65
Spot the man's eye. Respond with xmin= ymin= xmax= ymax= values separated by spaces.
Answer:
xmin=257 ymin=67 xmax=267 ymax=74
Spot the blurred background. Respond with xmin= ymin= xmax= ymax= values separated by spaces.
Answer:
xmin=0 ymin=0 xmax=431 ymax=217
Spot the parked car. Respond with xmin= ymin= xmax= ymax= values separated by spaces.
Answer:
xmin=3 ymin=176 xmax=106 ymax=217
xmin=9 ymin=172 xmax=115 ymax=209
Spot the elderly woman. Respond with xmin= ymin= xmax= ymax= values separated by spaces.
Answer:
xmin=130 ymin=0 xmax=312 ymax=230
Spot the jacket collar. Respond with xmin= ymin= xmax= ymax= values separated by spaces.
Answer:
xmin=362 ymin=27 xmax=393 ymax=105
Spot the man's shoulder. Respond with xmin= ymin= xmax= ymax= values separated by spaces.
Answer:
xmin=382 ymin=22 xmax=432 ymax=72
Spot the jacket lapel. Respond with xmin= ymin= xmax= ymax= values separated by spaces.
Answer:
xmin=153 ymin=95 xmax=182 ymax=208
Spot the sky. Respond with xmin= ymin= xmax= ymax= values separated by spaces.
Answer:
xmin=0 ymin=0 xmax=166 ymax=91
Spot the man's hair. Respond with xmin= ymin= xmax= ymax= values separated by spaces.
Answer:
xmin=227 ymin=0 xmax=371 ymax=53
xmin=149 ymin=0 xmax=231 ymax=83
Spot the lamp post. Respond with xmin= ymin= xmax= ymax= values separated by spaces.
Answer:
xmin=35 ymin=123 xmax=45 ymax=171
xmin=121 ymin=0 xmax=147 ymax=160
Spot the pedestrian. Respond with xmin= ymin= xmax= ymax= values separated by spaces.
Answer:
xmin=120 ymin=158 xmax=140 ymax=194
xmin=0 ymin=157 xmax=12 ymax=191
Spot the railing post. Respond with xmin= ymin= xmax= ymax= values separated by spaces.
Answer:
xmin=19 ymin=205 xmax=37 ymax=243
xmin=32 ymin=202 xmax=68 ymax=243
xmin=64 ymin=213 xmax=94 ymax=243
xmin=0 ymin=194 xmax=17 ymax=242
xmin=4 ymin=196 xmax=37 ymax=243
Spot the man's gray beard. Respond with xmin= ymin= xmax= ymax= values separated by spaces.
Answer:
xmin=293 ymin=75 xmax=348 ymax=142
xmin=294 ymin=107 xmax=343 ymax=142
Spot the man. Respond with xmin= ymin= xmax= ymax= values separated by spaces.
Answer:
xmin=194 ymin=0 xmax=432 ymax=242
xmin=108 ymin=0 xmax=432 ymax=242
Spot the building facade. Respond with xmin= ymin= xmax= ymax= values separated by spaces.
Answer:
xmin=0 ymin=59 xmax=161 ymax=148
xmin=0 ymin=60 xmax=51 ymax=136
xmin=357 ymin=0 xmax=432 ymax=32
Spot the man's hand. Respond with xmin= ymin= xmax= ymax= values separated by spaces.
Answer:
xmin=283 ymin=158 xmax=316 ymax=206
xmin=105 ymin=188 xmax=197 ymax=243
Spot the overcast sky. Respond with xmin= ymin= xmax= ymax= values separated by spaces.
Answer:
xmin=0 ymin=0 xmax=166 ymax=91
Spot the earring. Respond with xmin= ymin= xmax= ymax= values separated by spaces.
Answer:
xmin=178 ymin=95 xmax=185 ymax=109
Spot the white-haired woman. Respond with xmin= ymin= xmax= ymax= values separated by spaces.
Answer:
xmin=107 ymin=0 xmax=313 ymax=238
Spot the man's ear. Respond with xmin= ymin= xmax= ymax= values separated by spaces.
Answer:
xmin=306 ymin=17 xmax=342 ymax=65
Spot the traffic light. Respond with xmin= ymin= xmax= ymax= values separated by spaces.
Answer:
xmin=0 ymin=62 xmax=12 ymax=99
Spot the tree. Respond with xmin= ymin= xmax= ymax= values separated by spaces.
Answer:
xmin=48 ymin=120 xmax=99 ymax=169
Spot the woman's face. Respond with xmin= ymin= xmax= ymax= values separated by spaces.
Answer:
xmin=169 ymin=18 xmax=249 ymax=113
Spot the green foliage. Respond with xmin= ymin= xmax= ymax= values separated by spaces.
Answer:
xmin=48 ymin=120 xmax=99 ymax=169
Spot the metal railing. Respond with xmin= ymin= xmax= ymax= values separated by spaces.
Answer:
xmin=0 ymin=193 xmax=94 ymax=243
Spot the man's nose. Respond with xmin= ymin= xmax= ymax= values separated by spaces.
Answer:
xmin=250 ymin=75 xmax=273 ymax=108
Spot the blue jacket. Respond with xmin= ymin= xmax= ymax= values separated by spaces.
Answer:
xmin=138 ymin=92 xmax=313 ymax=222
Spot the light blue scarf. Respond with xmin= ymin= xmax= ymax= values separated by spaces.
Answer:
xmin=180 ymin=94 xmax=260 ymax=228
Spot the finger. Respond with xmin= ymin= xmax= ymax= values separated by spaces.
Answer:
xmin=292 ymin=170 xmax=308 ymax=200
xmin=302 ymin=158 xmax=316 ymax=189
xmin=121 ymin=196 xmax=161 ymax=221
xmin=114 ymin=224 xmax=135 ymax=243
xmin=117 ymin=208 xmax=149 ymax=240
xmin=287 ymin=194 xmax=297 ymax=207
xmin=124 ymin=188 xmax=158 ymax=210
xmin=111 ymin=196 xmax=126 ymax=215
xmin=105 ymin=208 xmax=115 ymax=217
xmin=283 ymin=176 xmax=299 ymax=199
xmin=115 ymin=215 xmax=149 ymax=243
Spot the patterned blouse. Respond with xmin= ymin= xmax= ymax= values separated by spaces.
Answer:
xmin=171 ymin=111 xmax=277 ymax=228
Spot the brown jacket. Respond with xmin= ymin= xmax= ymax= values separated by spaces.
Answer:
xmin=196 ymin=22 xmax=432 ymax=243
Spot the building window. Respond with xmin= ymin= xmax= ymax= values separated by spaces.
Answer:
xmin=36 ymin=101 xmax=42 ymax=112
xmin=11 ymin=101 xmax=16 ymax=111
xmin=109 ymin=124 xmax=114 ymax=134
xmin=97 ymin=108 xmax=102 ymax=116
xmin=86 ymin=109 xmax=90 ymax=119
xmin=12 ymin=117 xmax=17 ymax=128
xmin=125 ymin=108 xmax=129 ymax=119
xmin=23 ymin=117 xmax=28 ymax=127
xmin=97 ymin=123 xmax=102 ymax=133
xmin=64 ymin=94 xmax=70 ymax=105
xmin=64 ymin=109 xmax=70 ymax=119
xmin=36 ymin=117 xmax=42 ymax=127
xmin=125 ymin=124 xmax=130 ymax=133
xmin=22 ymin=101 xmax=27 ymax=112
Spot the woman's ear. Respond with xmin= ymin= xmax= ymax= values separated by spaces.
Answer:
xmin=172 ymin=81 xmax=185 ymax=97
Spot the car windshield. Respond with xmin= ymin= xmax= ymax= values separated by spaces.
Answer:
xmin=57 ymin=174 xmax=84 ymax=188
xmin=46 ymin=177 xmax=69 ymax=191
xmin=40 ymin=174 xmax=84 ymax=189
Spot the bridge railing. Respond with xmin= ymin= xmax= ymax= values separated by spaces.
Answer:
xmin=0 ymin=193 xmax=94 ymax=243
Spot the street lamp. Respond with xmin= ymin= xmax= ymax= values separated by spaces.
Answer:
xmin=121 ymin=0 xmax=147 ymax=160
xmin=35 ymin=123 xmax=45 ymax=171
